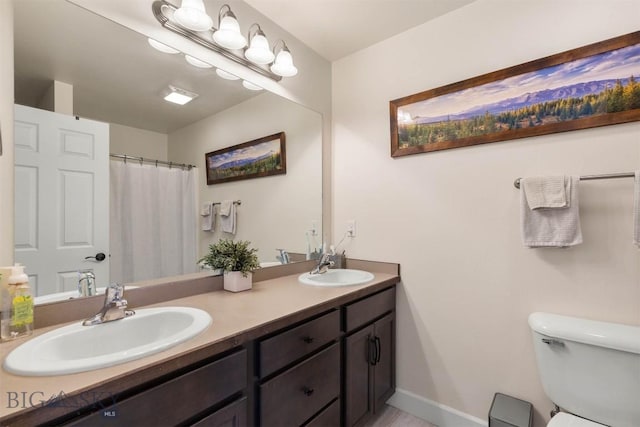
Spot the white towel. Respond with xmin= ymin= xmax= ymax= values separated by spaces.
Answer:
xmin=634 ymin=171 xmax=640 ymax=247
xmin=522 ymin=176 xmax=568 ymax=209
xmin=201 ymin=202 xmax=215 ymax=232
xmin=521 ymin=176 xmax=582 ymax=248
xmin=219 ymin=200 xmax=232 ymax=216
xmin=220 ymin=200 xmax=236 ymax=234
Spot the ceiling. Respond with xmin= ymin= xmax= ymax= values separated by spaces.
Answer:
xmin=13 ymin=0 xmax=260 ymax=134
xmin=13 ymin=0 xmax=475 ymax=134
xmin=243 ymin=0 xmax=476 ymax=61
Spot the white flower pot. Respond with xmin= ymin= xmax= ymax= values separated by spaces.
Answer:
xmin=224 ymin=271 xmax=252 ymax=292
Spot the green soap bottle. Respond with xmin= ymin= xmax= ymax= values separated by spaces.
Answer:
xmin=1 ymin=264 xmax=33 ymax=340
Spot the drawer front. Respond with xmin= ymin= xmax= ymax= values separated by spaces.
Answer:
xmin=304 ymin=399 xmax=340 ymax=427
xmin=345 ymin=287 xmax=395 ymax=332
xmin=192 ymin=397 xmax=247 ymax=427
xmin=68 ymin=349 xmax=247 ymax=426
xmin=260 ymin=343 xmax=340 ymax=427
xmin=259 ymin=310 xmax=340 ymax=377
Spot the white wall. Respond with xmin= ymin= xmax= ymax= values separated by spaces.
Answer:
xmin=109 ymin=123 xmax=168 ymax=161
xmin=0 ymin=1 xmax=14 ymax=266
xmin=332 ymin=1 xmax=640 ymax=426
xmin=168 ymin=93 xmax=322 ymax=263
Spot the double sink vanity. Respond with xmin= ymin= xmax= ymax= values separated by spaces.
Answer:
xmin=0 ymin=259 xmax=399 ymax=427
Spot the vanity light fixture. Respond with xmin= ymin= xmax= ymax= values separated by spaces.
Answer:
xmin=271 ymin=40 xmax=298 ymax=77
xmin=216 ymin=69 xmax=240 ymax=80
xmin=164 ymin=86 xmax=198 ymax=105
xmin=152 ymin=1 xmax=298 ymax=81
xmin=173 ymin=0 xmax=213 ymax=32
xmin=185 ymin=54 xmax=213 ymax=68
xmin=212 ymin=4 xmax=246 ymax=50
xmin=245 ymin=24 xmax=275 ymax=65
xmin=148 ymin=38 xmax=180 ymax=54
xmin=242 ymin=81 xmax=263 ymax=91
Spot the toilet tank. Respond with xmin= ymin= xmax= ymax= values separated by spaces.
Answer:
xmin=528 ymin=312 xmax=640 ymax=427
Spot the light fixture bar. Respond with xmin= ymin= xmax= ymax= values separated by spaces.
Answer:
xmin=152 ymin=0 xmax=282 ymax=82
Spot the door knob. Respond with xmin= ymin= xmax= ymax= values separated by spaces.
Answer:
xmin=85 ymin=252 xmax=106 ymax=262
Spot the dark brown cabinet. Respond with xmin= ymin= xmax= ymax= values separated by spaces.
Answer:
xmin=260 ymin=344 xmax=340 ymax=426
xmin=192 ymin=397 xmax=247 ymax=427
xmin=66 ymin=350 xmax=247 ymax=426
xmin=257 ymin=310 xmax=341 ymax=426
xmin=9 ymin=284 xmax=397 ymax=427
xmin=344 ymin=289 xmax=395 ymax=427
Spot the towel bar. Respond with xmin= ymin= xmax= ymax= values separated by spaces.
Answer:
xmin=514 ymin=172 xmax=635 ymax=189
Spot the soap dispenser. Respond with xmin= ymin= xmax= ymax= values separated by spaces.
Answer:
xmin=1 ymin=264 xmax=34 ymax=341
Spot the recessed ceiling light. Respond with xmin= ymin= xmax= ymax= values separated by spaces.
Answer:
xmin=148 ymin=38 xmax=180 ymax=54
xmin=242 ymin=80 xmax=263 ymax=91
xmin=215 ymin=68 xmax=240 ymax=80
xmin=164 ymin=86 xmax=198 ymax=105
xmin=185 ymin=55 xmax=213 ymax=68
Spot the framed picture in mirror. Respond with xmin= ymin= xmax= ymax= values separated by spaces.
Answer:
xmin=206 ymin=132 xmax=287 ymax=185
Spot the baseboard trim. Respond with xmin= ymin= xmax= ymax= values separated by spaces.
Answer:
xmin=387 ymin=388 xmax=488 ymax=427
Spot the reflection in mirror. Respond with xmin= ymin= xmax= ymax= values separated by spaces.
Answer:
xmin=13 ymin=0 xmax=322 ymax=304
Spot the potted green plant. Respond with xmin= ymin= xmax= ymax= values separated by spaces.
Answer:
xmin=199 ymin=239 xmax=260 ymax=292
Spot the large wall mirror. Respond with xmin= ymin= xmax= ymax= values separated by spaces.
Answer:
xmin=13 ymin=0 xmax=322 ymax=304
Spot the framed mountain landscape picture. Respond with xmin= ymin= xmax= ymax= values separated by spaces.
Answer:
xmin=390 ymin=31 xmax=640 ymax=157
xmin=206 ymin=132 xmax=286 ymax=184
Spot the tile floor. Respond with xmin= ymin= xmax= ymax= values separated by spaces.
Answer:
xmin=363 ymin=405 xmax=437 ymax=427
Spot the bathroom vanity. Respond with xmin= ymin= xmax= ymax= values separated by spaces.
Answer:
xmin=0 ymin=260 xmax=399 ymax=427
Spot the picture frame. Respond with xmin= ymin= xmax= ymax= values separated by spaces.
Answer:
xmin=390 ymin=31 xmax=640 ymax=158
xmin=205 ymin=132 xmax=286 ymax=185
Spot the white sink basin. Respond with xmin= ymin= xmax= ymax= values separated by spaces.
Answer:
xmin=298 ymin=269 xmax=374 ymax=287
xmin=3 ymin=307 xmax=212 ymax=376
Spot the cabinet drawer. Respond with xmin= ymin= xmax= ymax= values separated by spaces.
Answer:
xmin=304 ymin=399 xmax=340 ymax=427
xmin=260 ymin=343 xmax=340 ymax=427
xmin=345 ymin=287 xmax=395 ymax=332
xmin=68 ymin=349 xmax=247 ymax=426
xmin=192 ymin=397 xmax=247 ymax=427
xmin=259 ymin=310 xmax=340 ymax=377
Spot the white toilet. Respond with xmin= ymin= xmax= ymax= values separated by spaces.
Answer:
xmin=528 ymin=312 xmax=640 ymax=427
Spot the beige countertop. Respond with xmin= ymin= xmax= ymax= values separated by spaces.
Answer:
xmin=0 ymin=262 xmax=399 ymax=424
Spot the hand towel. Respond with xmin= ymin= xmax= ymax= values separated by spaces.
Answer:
xmin=521 ymin=176 xmax=582 ymax=248
xmin=220 ymin=200 xmax=236 ymax=234
xmin=200 ymin=202 xmax=215 ymax=232
xmin=219 ymin=200 xmax=232 ymax=216
xmin=634 ymin=171 xmax=640 ymax=247
xmin=522 ymin=176 xmax=568 ymax=209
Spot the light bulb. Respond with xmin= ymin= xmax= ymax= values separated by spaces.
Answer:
xmin=245 ymin=33 xmax=274 ymax=65
xmin=242 ymin=81 xmax=263 ymax=91
xmin=271 ymin=49 xmax=298 ymax=77
xmin=213 ymin=14 xmax=246 ymax=50
xmin=216 ymin=69 xmax=240 ymax=80
xmin=148 ymin=38 xmax=180 ymax=54
xmin=173 ymin=0 xmax=213 ymax=32
xmin=185 ymin=55 xmax=213 ymax=68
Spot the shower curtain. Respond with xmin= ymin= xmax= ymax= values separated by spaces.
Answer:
xmin=110 ymin=160 xmax=198 ymax=284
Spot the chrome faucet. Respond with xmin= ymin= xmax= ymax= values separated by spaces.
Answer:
xmin=78 ymin=270 xmax=96 ymax=297
xmin=82 ymin=283 xmax=135 ymax=326
xmin=310 ymin=253 xmax=334 ymax=275
xmin=276 ymin=248 xmax=290 ymax=264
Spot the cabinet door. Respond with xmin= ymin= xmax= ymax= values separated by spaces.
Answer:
xmin=344 ymin=324 xmax=374 ymax=427
xmin=373 ymin=313 xmax=395 ymax=412
xmin=191 ymin=397 xmax=247 ymax=427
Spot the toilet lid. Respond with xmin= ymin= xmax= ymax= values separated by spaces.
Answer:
xmin=548 ymin=412 xmax=606 ymax=427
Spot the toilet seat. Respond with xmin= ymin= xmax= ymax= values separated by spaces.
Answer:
xmin=548 ymin=412 xmax=605 ymax=427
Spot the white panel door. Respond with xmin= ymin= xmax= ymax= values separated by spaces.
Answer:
xmin=14 ymin=104 xmax=109 ymax=296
